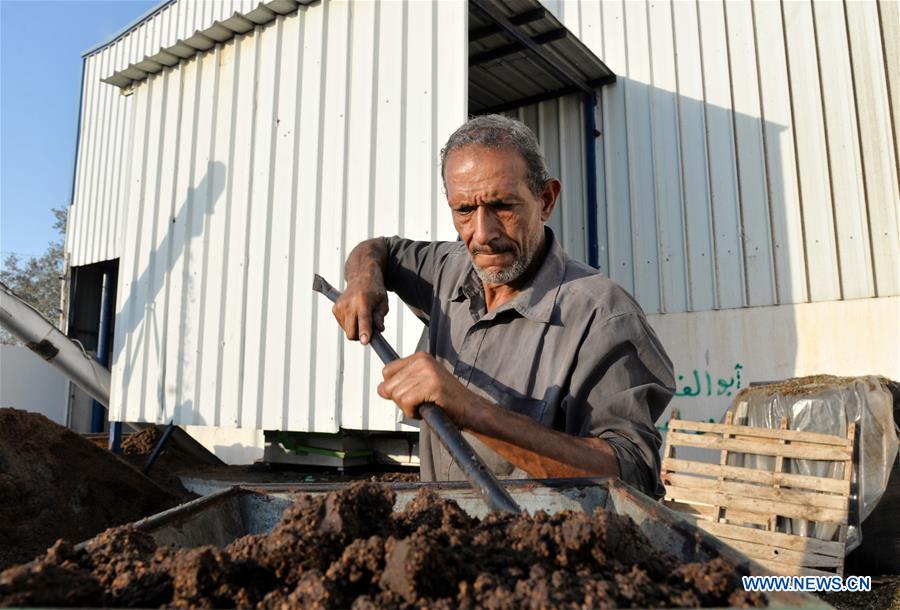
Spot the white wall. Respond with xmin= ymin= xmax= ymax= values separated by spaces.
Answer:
xmin=182 ymin=424 xmax=265 ymax=465
xmin=108 ymin=0 xmax=467 ymax=432
xmin=0 ymin=346 xmax=69 ymax=424
xmin=507 ymin=95 xmax=590 ymax=263
xmin=69 ymin=0 xmax=898 ymax=436
xmin=649 ymin=296 xmax=900 ymax=425
xmin=67 ymin=0 xmax=297 ymax=267
xmin=548 ymin=0 xmax=899 ymax=314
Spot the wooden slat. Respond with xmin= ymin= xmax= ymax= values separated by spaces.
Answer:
xmin=667 ymin=431 xmax=851 ymax=461
xmin=662 ymin=458 xmax=850 ymax=495
xmin=728 ymin=433 xmax=851 ymax=454
xmin=665 ymin=499 xmax=772 ymax=527
xmin=663 ymin=418 xmax=853 ymax=577
xmin=713 ymin=411 xmax=735 ymax=521
xmin=664 ymin=485 xmax=848 ymax=524
xmin=664 ymin=499 xmax=711 ymax=519
xmin=835 ymin=423 xmax=856 ymax=576
xmin=754 ymin=559 xmax=837 ymax=577
xmin=668 ymin=419 xmax=852 ymax=447
xmin=725 ymin=509 xmax=780 ymax=528
xmin=664 ymin=473 xmax=848 ymax=511
xmin=693 ymin=520 xmax=845 ymax=558
xmin=722 ymin=538 xmax=843 ymax=568
xmin=769 ymin=417 xmax=789 ymax=531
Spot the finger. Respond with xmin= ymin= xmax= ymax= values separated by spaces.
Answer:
xmin=344 ymin=309 xmax=359 ymax=341
xmin=380 ymin=379 xmax=417 ymax=419
xmin=380 ymin=362 xmax=421 ymax=405
xmin=334 ymin=302 xmax=359 ymax=341
xmin=375 ymin=300 xmax=389 ymax=332
xmin=357 ymin=304 xmax=373 ymax=345
xmin=381 ymin=355 xmax=414 ymax=381
xmin=391 ymin=370 xmax=432 ymax=403
xmin=391 ymin=382 xmax=424 ymax=419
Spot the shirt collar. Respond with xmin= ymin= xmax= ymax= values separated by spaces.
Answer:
xmin=451 ymin=227 xmax=566 ymax=324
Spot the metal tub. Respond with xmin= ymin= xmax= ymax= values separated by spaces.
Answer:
xmin=119 ymin=478 xmax=827 ymax=609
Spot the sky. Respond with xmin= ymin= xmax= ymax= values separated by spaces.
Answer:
xmin=1 ymin=0 xmax=158 ymax=262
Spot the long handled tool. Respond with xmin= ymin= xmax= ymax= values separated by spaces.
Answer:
xmin=313 ymin=274 xmax=521 ymax=513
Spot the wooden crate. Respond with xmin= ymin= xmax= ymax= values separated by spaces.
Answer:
xmin=661 ymin=414 xmax=855 ymax=576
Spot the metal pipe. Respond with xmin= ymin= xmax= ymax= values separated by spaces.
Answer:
xmin=0 ymin=280 xmax=111 ymax=406
xmin=143 ymin=420 xmax=176 ymax=474
xmin=584 ymin=93 xmax=600 ymax=269
xmin=313 ymin=274 xmax=521 ymax=513
xmin=91 ymin=271 xmax=113 ymax=432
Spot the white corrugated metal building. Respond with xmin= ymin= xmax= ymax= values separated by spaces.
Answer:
xmin=65 ymin=0 xmax=899 ymax=447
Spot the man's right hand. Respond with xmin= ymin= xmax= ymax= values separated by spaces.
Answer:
xmin=333 ymin=237 xmax=392 ymax=345
xmin=332 ymin=277 xmax=389 ymax=345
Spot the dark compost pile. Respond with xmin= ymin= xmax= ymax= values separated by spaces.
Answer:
xmin=0 ymin=409 xmax=189 ymax=571
xmin=1 ymin=481 xmax=765 ymax=609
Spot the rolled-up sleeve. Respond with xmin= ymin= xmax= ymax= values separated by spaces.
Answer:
xmin=566 ymin=311 xmax=675 ymax=499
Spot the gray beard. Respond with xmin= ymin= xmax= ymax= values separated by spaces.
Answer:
xmin=471 ymin=232 xmax=543 ymax=286
xmin=473 ymin=256 xmax=530 ymax=285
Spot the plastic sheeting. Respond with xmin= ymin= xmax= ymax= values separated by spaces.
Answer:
xmin=729 ymin=375 xmax=899 ymax=553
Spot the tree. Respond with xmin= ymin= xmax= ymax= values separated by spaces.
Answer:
xmin=0 ymin=206 xmax=67 ymax=345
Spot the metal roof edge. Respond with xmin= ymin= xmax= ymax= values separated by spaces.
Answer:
xmin=98 ymin=0 xmax=316 ymax=89
xmin=81 ymin=0 xmax=177 ymax=58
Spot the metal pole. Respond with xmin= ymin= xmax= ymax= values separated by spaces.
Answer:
xmin=584 ymin=93 xmax=600 ymax=269
xmin=0 ymin=281 xmax=110 ymax=406
xmin=143 ymin=420 xmax=176 ymax=474
xmin=313 ymin=274 xmax=521 ymax=513
xmin=92 ymin=271 xmax=112 ymax=433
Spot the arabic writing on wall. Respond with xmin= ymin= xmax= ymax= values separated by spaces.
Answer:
xmin=674 ymin=363 xmax=743 ymax=398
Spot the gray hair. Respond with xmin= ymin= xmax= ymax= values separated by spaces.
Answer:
xmin=440 ymin=114 xmax=551 ymax=196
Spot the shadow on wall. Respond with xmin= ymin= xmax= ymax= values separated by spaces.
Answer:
xmin=114 ymin=161 xmax=226 ymax=426
xmin=111 ymin=97 xmax=841 ymax=430
xmin=644 ymin=90 xmax=799 ymax=423
xmin=515 ymin=85 xmax=802 ymax=424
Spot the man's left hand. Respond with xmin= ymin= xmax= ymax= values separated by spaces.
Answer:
xmin=377 ymin=352 xmax=472 ymax=423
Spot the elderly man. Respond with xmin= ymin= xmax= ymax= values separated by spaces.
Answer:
xmin=332 ymin=114 xmax=674 ymax=498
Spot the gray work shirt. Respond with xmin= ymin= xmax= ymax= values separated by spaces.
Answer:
xmin=383 ymin=228 xmax=675 ymax=498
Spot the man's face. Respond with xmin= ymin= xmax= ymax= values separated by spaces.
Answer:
xmin=444 ymin=145 xmax=559 ymax=286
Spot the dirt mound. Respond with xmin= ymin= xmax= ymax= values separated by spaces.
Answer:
xmin=118 ymin=425 xmax=214 ymax=497
xmin=121 ymin=426 xmax=162 ymax=455
xmin=0 ymin=409 xmax=188 ymax=570
xmin=367 ymin=471 xmax=419 ymax=483
xmin=0 ymin=481 xmax=766 ymax=608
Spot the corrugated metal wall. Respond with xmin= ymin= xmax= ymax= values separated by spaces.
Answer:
xmin=507 ymin=96 xmax=590 ymax=264
xmin=109 ymin=0 xmax=467 ymax=430
xmin=68 ymin=0 xmax=303 ymax=266
xmin=544 ymin=0 xmax=899 ymax=314
xmin=67 ymin=43 xmax=132 ymax=266
xmin=73 ymin=0 xmax=898 ymax=432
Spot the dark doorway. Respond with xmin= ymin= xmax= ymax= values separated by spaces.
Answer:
xmin=67 ymin=259 xmax=118 ymax=432
xmin=67 ymin=259 xmax=118 ymax=356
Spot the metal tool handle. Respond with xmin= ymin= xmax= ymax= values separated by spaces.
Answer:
xmin=313 ymin=274 xmax=520 ymax=513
